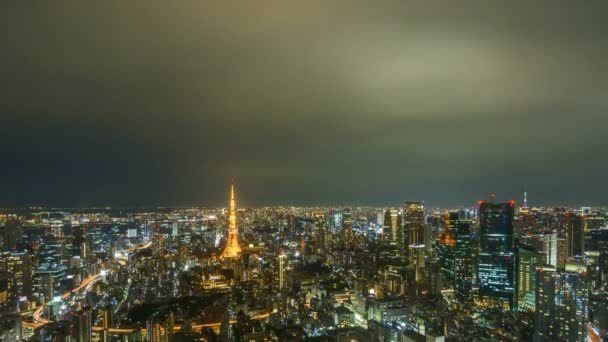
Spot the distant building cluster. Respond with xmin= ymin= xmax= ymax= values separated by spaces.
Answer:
xmin=0 ymin=186 xmax=606 ymax=341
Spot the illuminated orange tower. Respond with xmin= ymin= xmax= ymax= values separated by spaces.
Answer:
xmin=221 ymin=181 xmax=242 ymax=258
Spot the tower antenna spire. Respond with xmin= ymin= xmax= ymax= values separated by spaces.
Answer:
xmin=221 ymin=178 xmax=242 ymax=258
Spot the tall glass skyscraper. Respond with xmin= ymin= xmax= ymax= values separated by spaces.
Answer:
xmin=437 ymin=209 xmax=474 ymax=302
xmin=555 ymin=264 xmax=589 ymax=342
xmin=515 ymin=245 xmax=544 ymax=310
xmin=403 ymin=202 xmax=424 ymax=266
xmin=477 ymin=202 xmax=515 ymax=309
xmin=453 ymin=210 xmax=474 ymax=303
xmin=566 ymin=212 xmax=586 ymax=257
xmin=403 ymin=202 xmax=424 ymax=246
xmin=534 ymin=266 xmax=556 ymax=342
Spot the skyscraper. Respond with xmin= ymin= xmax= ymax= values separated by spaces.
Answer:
xmin=71 ymin=308 xmax=92 ymax=342
xmin=515 ymin=245 xmax=544 ymax=310
xmin=382 ymin=208 xmax=402 ymax=243
xmin=477 ymin=201 xmax=515 ymax=309
xmin=438 ymin=211 xmax=457 ymax=287
xmin=1 ymin=220 xmax=22 ymax=252
xmin=403 ymin=202 xmax=424 ymax=269
xmin=381 ymin=208 xmax=403 ymax=265
xmin=314 ymin=213 xmax=327 ymax=251
xmin=437 ymin=210 xmax=474 ymax=300
xmin=543 ymin=233 xmax=558 ymax=267
xmin=403 ymin=202 xmax=424 ymax=247
xmin=556 ymin=237 xmax=568 ymax=270
xmin=221 ymin=181 xmax=242 ymax=259
xmin=453 ymin=210 xmax=474 ymax=303
xmin=534 ymin=266 xmax=556 ymax=342
xmin=584 ymin=228 xmax=608 ymax=254
xmin=342 ymin=208 xmax=354 ymax=247
xmin=278 ymin=254 xmax=286 ymax=290
xmin=566 ymin=212 xmax=586 ymax=257
xmin=0 ymin=251 xmax=32 ymax=300
xmin=555 ymin=265 xmax=589 ymax=342
xmin=331 ymin=209 xmax=343 ymax=233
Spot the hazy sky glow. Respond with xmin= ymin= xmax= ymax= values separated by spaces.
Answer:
xmin=2 ymin=1 xmax=608 ymax=207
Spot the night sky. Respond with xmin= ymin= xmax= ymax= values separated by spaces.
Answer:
xmin=2 ymin=1 xmax=608 ymax=207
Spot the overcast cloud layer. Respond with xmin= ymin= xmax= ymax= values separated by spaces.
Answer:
xmin=2 ymin=1 xmax=608 ymax=207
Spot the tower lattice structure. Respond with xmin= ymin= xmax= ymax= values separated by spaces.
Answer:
xmin=221 ymin=181 xmax=242 ymax=258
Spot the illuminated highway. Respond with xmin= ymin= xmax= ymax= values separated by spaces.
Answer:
xmin=90 ymin=312 xmax=271 ymax=335
xmin=24 ymin=273 xmax=103 ymax=329
xmin=22 ymin=242 xmax=152 ymax=332
xmin=22 ymin=240 xmax=269 ymax=338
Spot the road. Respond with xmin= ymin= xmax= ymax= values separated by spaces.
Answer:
xmin=23 ymin=241 xmax=270 ymax=338
xmin=25 ymin=273 xmax=103 ymax=329
xmin=23 ymin=242 xmax=152 ymax=331
xmin=90 ymin=312 xmax=271 ymax=335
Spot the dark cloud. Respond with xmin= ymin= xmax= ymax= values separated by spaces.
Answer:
xmin=1 ymin=1 xmax=608 ymax=207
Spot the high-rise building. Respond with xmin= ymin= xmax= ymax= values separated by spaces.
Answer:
xmin=453 ymin=210 xmax=474 ymax=302
xmin=477 ymin=201 xmax=515 ymax=309
xmin=33 ymin=264 xmax=67 ymax=302
xmin=409 ymin=245 xmax=426 ymax=282
xmin=1 ymin=220 xmax=22 ymax=252
xmin=556 ymin=237 xmax=568 ymax=270
xmin=423 ymin=223 xmax=434 ymax=254
xmin=0 ymin=313 xmax=21 ymax=341
xmin=71 ymin=308 xmax=92 ymax=342
xmin=566 ymin=212 xmax=586 ymax=257
xmin=403 ymin=202 xmax=424 ymax=271
xmin=220 ymin=181 xmax=242 ymax=259
xmin=38 ymin=236 xmax=67 ymax=266
xmin=515 ymin=245 xmax=544 ymax=310
xmin=437 ymin=210 xmax=474 ymax=300
xmin=331 ymin=210 xmax=343 ymax=233
xmin=171 ymin=221 xmax=179 ymax=237
xmin=381 ymin=209 xmax=403 ymax=266
xmin=278 ymin=254 xmax=286 ymax=290
xmin=585 ymin=251 xmax=604 ymax=291
xmin=437 ymin=210 xmax=474 ymax=293
xmin=382 ymin=208 xmax=402 ymax=243
xmin=376 ymin=210 xmax=384 ymax=227
xmin=342 ymin=208 xmax=354 ymax=247
xmin=534 ymin=266 xmax=556 ymax=342
xmin=543 ymin=233 xmax=558 ymax=267
xmin=598 ymin=253 xmax=608 ymax=292
xmin=72 ymin=225 xmax=86 ymax=258
xmin=314 ymin=213 xmax=327 ymax=251
xmin=584 ymin=228 xmax=608 ymax=254
xmin=438 ymin=211 xmax=457 ymax=287
xmin=0 ymin=251 xmax=32 ymax=300
xmin=554 ymin=265 xmax=589 ymax=342
xmin=403 ymin=202 xmax=424 ymax=247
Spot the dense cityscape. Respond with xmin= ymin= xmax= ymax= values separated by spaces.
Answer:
xmin=0 ymin=182 xmax=605 ymax=341
xmin=3 ymin=2 xmax=608 ymax=341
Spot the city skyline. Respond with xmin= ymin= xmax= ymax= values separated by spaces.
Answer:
xmin=2 ymin=190 xmax=606 ymax=340
xmin=0 ymin=185 xmax=600 ymax=209
xmin=2 ymin=2 xmax=608 ymax=341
